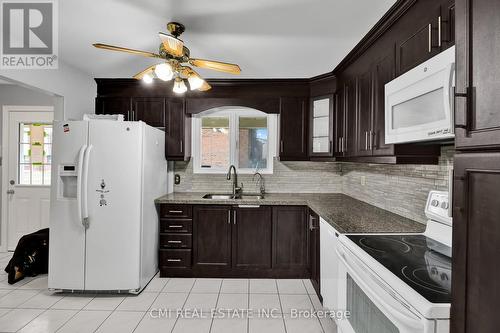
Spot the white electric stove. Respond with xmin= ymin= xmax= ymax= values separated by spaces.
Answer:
xmin=336 ymin=191 xmax=452 ymax=333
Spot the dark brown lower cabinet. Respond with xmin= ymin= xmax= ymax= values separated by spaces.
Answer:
xmin=192 ymin=206 xmax=232 ymax=268
xmin=272 ymin=206 xmax=308 ymax=271
xmin=309 ymin=209 xmax=321 ymax=298
xmin=233 ymin=206 xmax=272 ymax=269
xmin=452 ymin=152 xmax=500 ymax=333
xmin=160 ymin=204 xmax=310 ymax=278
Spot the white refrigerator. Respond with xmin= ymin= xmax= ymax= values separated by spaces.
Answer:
xmin=48 ymin=120 xmax=169 ymax=293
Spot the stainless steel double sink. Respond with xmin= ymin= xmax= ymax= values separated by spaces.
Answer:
xmin=202 ymin=193 xmax=264 ymax=200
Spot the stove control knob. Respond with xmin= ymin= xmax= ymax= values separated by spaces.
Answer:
xmin=431 ymin=199 xmax=439 ymax=207
xmin=441 ymin=201 xmax=449 ymax=209
xmin=441 ymin=273 xmax=449 ymax=281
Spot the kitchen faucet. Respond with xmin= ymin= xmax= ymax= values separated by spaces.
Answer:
xmin=253 ymin=172 xmax=265 ymax=195
xmin=227 ymin=165 xmax=242 ymax=198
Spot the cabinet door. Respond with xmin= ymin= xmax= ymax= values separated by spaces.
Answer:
xmin=165 ymin=99 xmax=190 ymax=160
xmin=279 ymin=97 xmax=308 ymax=160
xmin=452 ymin=152 xmax=500 ymax=333
xmin=132 ymin=97 xmax=165 ymax=127
xmin=355 ymin=71 xmax=373 ymax=157
xmin=395 ymin=6 xmax=441 ymax=75
xmin=272 ymin=206 xmax=308 ymax=270
xmin=193 ymin=206 xmax=232 ymax=268
xmin=344 ymin=79 xmax=357 ymax=157
xmin=455 ymin=0 xmax=500 ymax=149
xmin=309 ymin=96 xmax=334 ymax=158
xmin=372 ymin=53 xmax=396 ymax=156
xmin=309 ymin=210 xmax=320 ymax=298
xmin=233 ymin=206 xmax=272 ymax=269
xmin=334 ymin=88 xmax=346 ymax=157
xmin=95 ymin=97 xmax=131 ymax=119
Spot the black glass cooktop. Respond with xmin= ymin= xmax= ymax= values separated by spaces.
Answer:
xmin=347 ymin=234 xmax=451 ymax=303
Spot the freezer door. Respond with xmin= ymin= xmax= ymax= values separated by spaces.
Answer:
xmin=84 ymin=121 xmax=143 ymax=291
xmin=48 ymin=121 xmax=88 ymax=290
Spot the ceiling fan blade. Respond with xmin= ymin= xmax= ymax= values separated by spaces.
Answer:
xmin=158 ymin=32 xmax=184 ymax=57
xmin=93 ymin=43 xmax=160 ymax=58
xmin=189 ymin=58 xmax=241 ymax=74
xmin=133 ymin=64 xmax=156 ymax=80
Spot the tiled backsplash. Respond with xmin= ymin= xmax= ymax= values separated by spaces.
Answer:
xmin=173 ymin=146 xmax=454 ymax=224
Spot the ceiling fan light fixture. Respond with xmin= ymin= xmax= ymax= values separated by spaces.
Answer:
xmin=187 ymin=72 xmax=205 ymax=90
xmin=173 ymin=77 xmax=187 ymax=94
xmin=142 ymin=72 xmax=154 ymax=84
xmin=155 ymin=63 xmax=173 ymax=81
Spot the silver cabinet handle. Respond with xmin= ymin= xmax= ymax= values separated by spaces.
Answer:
xmin=428 ymin=23 xmax=432 ymax=53
xmin=167 ymin=259 xmax=181 ymax=262
xmin=365 ymin=131 xmax=368 ymax=150
xmin=127 ymin=110 xmax=130 ymax=121
xmin=167 ymin=240 xmax=182 ymax=244
xmin=280 ymin=140 xmax=284 ymax=153
xmin=168 ymin=210 xmax=183 ymax=214
xmin=341 ymin=137 xmax=345 ymax=153
xmin=369 ymin=131 xmax=373 ymax=150
xmin=168 ymin=225 xmax=183 ymax=228
xmin=6 ymin=189 xmax=14 ymax=194
xmin=180 ymin=140 xmax=183 ymax=153
xmin=238 ymin=205 xmax=260 ymax=208
xmin=438 ymin=16 xmax=442 ymax=47
xmin=227 ymin=211 xmax=231 ymax=224
xmin=233 ymin=210 xmax=236 ymax=225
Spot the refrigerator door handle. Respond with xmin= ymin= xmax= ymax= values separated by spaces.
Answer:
xmin=82 ymin=145 xmax=93 ymax=228
xmin=76 ymin=145 xmax=87 ymax=226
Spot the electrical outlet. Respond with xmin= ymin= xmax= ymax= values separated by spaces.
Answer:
xmin=174 ymin=174 xmax=181 ymax=185
xmin=360 ymin=175 xmax=366 ymax=186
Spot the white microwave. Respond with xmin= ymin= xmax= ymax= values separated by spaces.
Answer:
xmin=385 ymin=46 xmax=455 ymax=144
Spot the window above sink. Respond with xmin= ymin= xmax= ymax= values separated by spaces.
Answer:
xmin=192 ymin=107 xmax=277 ymax=174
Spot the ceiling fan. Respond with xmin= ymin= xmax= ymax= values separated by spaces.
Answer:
xmin=93 ymin=22 xmax=241 ymax=93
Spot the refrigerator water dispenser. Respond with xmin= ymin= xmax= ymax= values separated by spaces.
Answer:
xmin=58 ymin=164 xmax=77 ymax=199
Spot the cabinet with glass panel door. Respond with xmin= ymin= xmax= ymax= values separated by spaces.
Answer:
xmin=309 ymin=95 xmax=334 ymax=158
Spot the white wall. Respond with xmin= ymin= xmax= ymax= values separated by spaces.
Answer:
xmin=0 ymin=60 xmax=95 ymax=121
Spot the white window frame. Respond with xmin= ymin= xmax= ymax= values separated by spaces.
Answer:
xmin=192 ymin=107 xmax=276 ymax=174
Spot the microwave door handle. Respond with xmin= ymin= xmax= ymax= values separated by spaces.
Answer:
xmin=443 ymin=62 xmax=455 ymax=128
xmin=336 ymin=246 xmax=422 ymax=329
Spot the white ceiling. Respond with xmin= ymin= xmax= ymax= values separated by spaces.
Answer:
xmin=60 ymin=0 xmax=396 ymax=79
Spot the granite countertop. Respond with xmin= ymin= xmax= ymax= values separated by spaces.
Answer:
xmin=155 ymin=192 xmax=425 ymax=234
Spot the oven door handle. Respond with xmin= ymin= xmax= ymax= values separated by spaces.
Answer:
xmin=337 ymin=244 xmax=423 ymax=329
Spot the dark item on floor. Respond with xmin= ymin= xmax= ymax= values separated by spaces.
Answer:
xmin=4 ymin=228 xmax=49 ymax=284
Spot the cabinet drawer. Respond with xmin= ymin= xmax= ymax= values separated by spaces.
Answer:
xmin=160 ymin=204 xmax=192 ymax=218
xmin=160 ymin=219 xmax=192 ymax=233
xmin=159 ymin=249 xmax=192 ymax=268
xmin=160 ymin=234 xmax=192 ymax=249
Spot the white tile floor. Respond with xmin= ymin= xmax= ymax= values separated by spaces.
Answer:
xmin=0 ymin=253 xmax=337 ymax=333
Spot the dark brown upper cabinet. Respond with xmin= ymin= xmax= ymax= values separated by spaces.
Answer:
xmin=334 ymin=87 xmax=346 ymax=158
xmin=395 ymin=1 xmax=454 ymax=76
xmin=309 ymin=95 xmax=334 ymax=158
xmin=232 ymin=206 xmax=272 ymax=269
xmin=165 ymin=99 xmax=191 ymax=161
xmin=452 ymin=152 xmax=500 ymax=333
xmin=355 ymin=70 xmax=373 ymax=157
xmin=131 ymin=97 xmax=165 ymax=128
xmin=272 ymin=206 xmax=308 ymax=271
xmin=454 ymin=0 xmax=500 ymax=150
xmin=372 ymin=53 xmax=397 ymax=156
xmin=279 ymin=97 xmax=309 ymax=161
xmin=95 ymin=97 xmax=131 ymax=120
xmin=192 ymin=205 xmax=232 ymax=269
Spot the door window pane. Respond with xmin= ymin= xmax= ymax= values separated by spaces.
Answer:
xmin=238 ymin=117 xmax=268 ymax=169
xmin=312 ymin=98 xmax=331 ymax=153
xmin=18 ymin=123 xmax=52 ymax=185
xmin=200 ymin=117 xmax=230 ymax=169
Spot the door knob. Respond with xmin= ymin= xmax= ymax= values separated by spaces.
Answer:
xmin=6 ymin=190 xmax=14 ymax=194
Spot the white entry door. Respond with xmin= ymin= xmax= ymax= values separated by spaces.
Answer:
xmin=6 ymin=109 xmax=54 ymax=250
